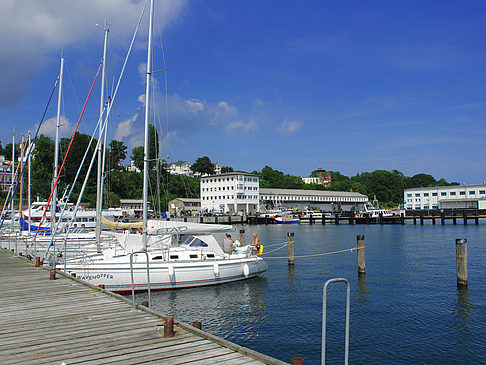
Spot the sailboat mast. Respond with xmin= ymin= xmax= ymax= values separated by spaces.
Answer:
xmin=96 ymin=23 xmax=109 ymax=252
xmin=28 ymin=132 xmax=31 ymax=238
xmin=11 ymin=132 xmax=15 ymax=231
xmin=52 ymin=56 xmax=64 ymax=233
xmin=18 ymin=136 xmax=24 ymax=218
xmin=142 ymin=0 xmax=155 ymax=251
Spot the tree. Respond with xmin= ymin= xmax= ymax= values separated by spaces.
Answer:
xmin=191 ymin=156 xmax=215 ymax=175
xmin=131 ymin=146 xmax=144 ymax=172
xmin=31 ymin=134 xmax=54 ymax=199
xmin=108 ymin=140 xmax=127 ymax=170
xmin=221 ymin=166 xmax=234 ymax=173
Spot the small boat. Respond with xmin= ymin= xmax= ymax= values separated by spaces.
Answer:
xmin=275 ymin=215 xmax=300 ymax=224
xmin=356 ymin=202 xmax=394 ymax=218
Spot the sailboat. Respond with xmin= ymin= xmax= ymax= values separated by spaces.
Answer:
xmin=62 ymin=0 xmax=267 ymax=292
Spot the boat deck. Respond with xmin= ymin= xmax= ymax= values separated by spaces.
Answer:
xmin=0 ymin=247 xmax=287 ymax=365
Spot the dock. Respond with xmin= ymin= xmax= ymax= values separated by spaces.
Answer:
xmin=0 ymin=247 xmax=287 ymax=365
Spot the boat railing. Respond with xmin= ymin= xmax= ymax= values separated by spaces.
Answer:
xmin=322 ymin=278 xmax=350 ymax=365
xmin=129 ymin=251 xmax=151 ymax=310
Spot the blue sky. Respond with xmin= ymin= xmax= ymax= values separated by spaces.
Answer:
xmin=1 ymin=0 xmax=486 ymax=184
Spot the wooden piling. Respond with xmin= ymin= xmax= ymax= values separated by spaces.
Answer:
xmin=357 ymin=234 xmax=365 ymax=276
xmin=35 ymin=257 xmax=40 ymax=267
xmin=49 ymin=269 xmax=56 ymax=280
xmin=420 ymin=211 xmax=424 ymax=225
xmin=321 ymin=215 xmax=326 ymax=225
xmin=287 ymin=232 xmax=295 ymax=266
xmin=463 ymin=211 xmax=468 ymax=225
xmin=192 ymin=321 xmax=202 ymax=329
xmin=455 ymin=238 xmax=468 ymax=287
xmin=441 ymin=211 xmax=445 ymax=225
xmin=291 ymin=357 xmax=304 ymax=365
xmin=400 ymin=213 xmax=405 ymax=225
xmin=378 ymin=212 xmax=383 ymax=224
xmin=164 ymin=316 xmax=175 ymax=337
xmin=335 ymin=216 xmax=339 ymax=225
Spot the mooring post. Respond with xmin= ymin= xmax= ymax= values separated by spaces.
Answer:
xmin=309 ymin=213 xmax=313 ymax=225
xmin=239 ymin=229 xmax=245 ymax=246
xmin=400 ymin=213 xmax=405 ymax=225
xmin=164 ymin=316 xmax=175 ymax=337
xmin=322 ymin=215 xmax=326 ymax=225
xmin=357 ymin=234 xmax=365 ymax=276
xmin=50 ymin=269 xmax=56 ymax=280
xmin=141 ymin=301 xmax=149 ymax=307
xmin=455 ymin=238 xmax=468 ymax=287
xmin=192 ymin=321 xmax=202 ymax=329
xmin=199 ymin=216 xmax=203 ymax=223
xmin=335 ymin=216 xmax=339 ymax=225
xmin=287 ymin=232 xmax=295 ymax=266
xmin=35 ymin=257 xmax=41 ymax=267
xmin=291 ymin=357 xmax=304 ymax=365
xmin=378 ymin=212 xmax=383 ymax=224
xmin=463 ymin=211 xmax=468 ymax=225
xmin=441 ymin=211 xmax=445 ymax=225
xmin=420 ymin=211 xmax=424 ymax=225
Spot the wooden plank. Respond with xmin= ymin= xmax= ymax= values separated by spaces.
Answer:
xmin=0 ymin=248 xmax=284 ymax=365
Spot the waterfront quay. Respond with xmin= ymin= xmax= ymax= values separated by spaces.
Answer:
xmin=0 ymin=247 xmax=287 ymax=365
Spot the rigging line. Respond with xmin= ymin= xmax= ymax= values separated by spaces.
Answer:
xmin=0 ymin=76 xmax=59 ymax=230
xmin=66 ymin=63 xmax=82 ymax=114
xmin=33 ymin=63 xmax=102 ymax=241
xmin=44 ymin=0 xmax=149 ymax=252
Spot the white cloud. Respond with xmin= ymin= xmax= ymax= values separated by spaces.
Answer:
xmin=38 ymin=115 xmax=74 ymax=138
xmin=0 ymin=0 xmax=188 ymax=107
xmin=278 ymin=119 xmax=302 ymax=134
xmin=227 ymin=120 xmax=258 ymax=132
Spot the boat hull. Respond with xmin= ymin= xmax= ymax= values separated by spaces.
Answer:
xmin=65 ymin=257 xmax=267 ymax=293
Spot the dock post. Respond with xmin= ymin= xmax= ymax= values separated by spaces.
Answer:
xmin=183 ymin=217 xmax=187 ymax=222
xmin=50 ymin=269 xmax=56 ymax=280
xmin=35 ymin=257 xmax=41 ymax=267
xmin=357 ymin=234 xmax=365 ymax=276
xmin=349 ymin=214 xmax=354 ymax=225
xmin=420 ymin=211 xmax=424 ymax=225
xmin=463 ymin=211 xmax=468 ymax=225
xmin=475 ymin=211 xmax=479 ymax=225
xmin=455 ymin=238 xmax=468 ymax=287
xmin=291 ymin=357 xmax=304 ymax=365
xmin=192 ymin=321 xmax=202 ymax=330
xmin=164 ymin=316 xmax=175 ymax=337
xmin=413 ymin=217 xmax=417 ymax=224
xmin=441 ymin=211 xmax=445 ymax=225
xmin=400 ymin=213 xmax=404 ymax=225
xmin=239 ymin=229 xmax=245 ymax=246
xmin=335 ymin=216 xmax=339 ymax=225
xmin=432 ymin=217 xmax=436 ymax=225
xmin=321 ymin=216 xmax=326 ymax=225
xmin=378 ymin=212 xmax=383 ymax=224
xmin=309 ymin=213 xmax=313 ymax=225
xmin=200 ymin=216 xmax=203 ymax=223
xmin=366 ymin=215 xmax=370 ymax=225
xmin=228 ymin=216 xmax=232 ymax=224
xmin=287 ymin=232 xmax=295 ymax=266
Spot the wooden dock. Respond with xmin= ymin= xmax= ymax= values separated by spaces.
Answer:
xmin=0 ymin=248 xmax=287 ymax=365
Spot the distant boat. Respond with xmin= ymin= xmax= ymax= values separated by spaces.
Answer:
xmin=356 ymin=202 xmax=394 ymax=218
xmin=275 ymin=215 xmax=300 ymax=224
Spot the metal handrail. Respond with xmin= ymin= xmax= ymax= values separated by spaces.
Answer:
xmin=322 ymin=278 xmax=350 ymax=365
xmin=129 ymin=251 xmax=151 ymax=310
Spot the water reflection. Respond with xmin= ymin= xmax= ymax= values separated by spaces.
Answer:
xmin=288 ymin=265 xmax=295 ymax=286
xmin=356 ymin=275 xmax=369 ymax=308
xmin=453 ymin=286 xmax=475 ymax=345
xmin=139 ymin=277 xmax=269 ymax=338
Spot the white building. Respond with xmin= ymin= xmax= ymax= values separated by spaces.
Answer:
xmin=404 ymin=184 xmax=486 ymax=210
xmin=260 ymin=188 xmax=368 ymax=212
xmin=167 ymin=161 xmax=193 ymax=176
xmin=200 ymin=172 xmax=259 ymax=214
xmin=0 ymin=155 xmax=13 ymax=192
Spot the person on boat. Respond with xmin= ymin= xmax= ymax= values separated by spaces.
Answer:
xmin=250 ymin=233 xmax=261 ymax=254
xmin=222 ymin=234 xmax=234 ymax=254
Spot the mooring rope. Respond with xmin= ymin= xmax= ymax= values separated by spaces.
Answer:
xmin=262 ymin=246 xmax=359 ymax=259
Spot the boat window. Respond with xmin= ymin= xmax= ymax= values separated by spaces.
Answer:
xmin=152 ymin=256 xmax=163 ymax=260
xmin=190 ymin=254 xmax=198 ymax=259
xmin=189 ymin=238 xmax=208 ymax=247
xmin=206 ymin=254 xmax=215 ymax=258
xmin=170 ymin=255 xmax=179 ymax=260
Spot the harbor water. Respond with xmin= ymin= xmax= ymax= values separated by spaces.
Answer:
xmin=136 ymin=223 xmax=486 ymax=364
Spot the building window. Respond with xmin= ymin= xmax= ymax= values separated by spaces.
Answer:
xmin=432 ymin=193 xmax=437 ymax=196
xmin=407 ymin=194 xmax=412 ymax=197
xmin=415 ymin=193 xmax=420 ymax=197
xmin=423 ymin=205 xmax=429 ymax=209
xmin=469 ymin=191 xmax=476 ymax=195
xmin=480 ymin=190 xmax=485 ymax=194
xmin=460 ymin=192 xmax=465 ymax=196
xmin=450 ymin=192 xmax=456 ymax=196
xmin=432 ymin=205 xmax=439 ymax=209
xmin=424 ymin=193 xmax=429 ymax=197
xmin=441 ymin=192 xmax=446 ymax=196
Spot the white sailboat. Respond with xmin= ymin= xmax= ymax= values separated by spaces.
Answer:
xmin=63 ymin=0 xmax=267 ymax=292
